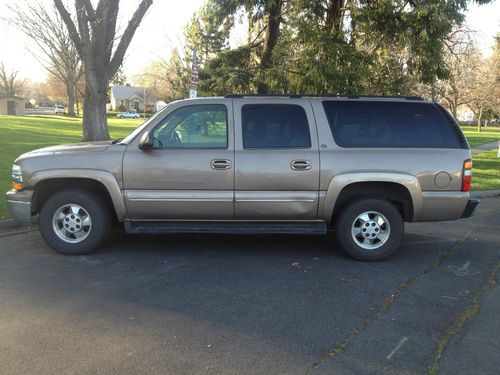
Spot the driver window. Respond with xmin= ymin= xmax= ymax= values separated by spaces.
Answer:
xmin=152 ymin=104 xmax=228 ymax=149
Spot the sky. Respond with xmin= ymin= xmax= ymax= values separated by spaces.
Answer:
xmin=0 ymin=0 xmax=498 ymax=83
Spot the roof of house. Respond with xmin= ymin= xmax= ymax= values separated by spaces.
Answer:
xmin=0 ymin=95 xmax=25 ymax=100
xmin=111 ymin=86 xmax=147 ymax=100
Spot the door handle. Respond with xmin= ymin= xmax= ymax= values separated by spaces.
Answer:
xmin=291 ymin=160 xmax=312 ymax=170
xmin=211 ymin=159 xmax=232 ymax=170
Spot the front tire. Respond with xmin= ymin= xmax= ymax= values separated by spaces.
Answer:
xmin=39 ymin=189 xmax=111 ymax=255
xmin=335 ymin=199 xmax=403 ymax=261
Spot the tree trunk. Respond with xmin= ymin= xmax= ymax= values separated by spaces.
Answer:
xmin=257 ymin=0 xmax=282 ymax=94
xmin=75 ymin=86 xmax=80 ymax=117
xmin=82 ymin=86 xmax=109 ymax=141
xmin=326 ymin=0 xmax=345 ymax=34
xmin=477 ymin=108 xmax=482 ymax=133
xmin=66 ymin=80 xmax=76 ymax=117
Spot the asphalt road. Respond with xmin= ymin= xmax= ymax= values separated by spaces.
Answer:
xmin=1 ymin=198 xmax=499 ymax=375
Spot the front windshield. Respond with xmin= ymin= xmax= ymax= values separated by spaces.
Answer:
xmin=119 ymin=102 xmax=174 ymax=144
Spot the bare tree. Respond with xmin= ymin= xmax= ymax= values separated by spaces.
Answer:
xmin=0 ymin=62 xmax=24 ymax=96
xmin=54 ymin=0 xmax=153 ymax=141
xmin=9 ymin=1 xmax=82 ymax=116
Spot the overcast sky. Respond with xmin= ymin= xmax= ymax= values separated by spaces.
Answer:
xmin=0 ymin=0 xmax=498 ymax=83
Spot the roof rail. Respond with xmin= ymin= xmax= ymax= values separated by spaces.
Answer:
xmin=224 ymin=94 xmax=424 ymax=100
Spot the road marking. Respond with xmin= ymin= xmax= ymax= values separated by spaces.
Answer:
xmin=448 ymin=261 xmax=481 ymax=277
xmin=441 ymin=295 xmax=459 ymax=300
xmin=387 ymin=337 xmax=408 ymax=360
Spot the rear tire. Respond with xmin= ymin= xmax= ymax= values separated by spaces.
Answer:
xmin=335 ymin=198 xmax=403 ymax=261
xmin=39 ymin=189 xmax=111 ymax=255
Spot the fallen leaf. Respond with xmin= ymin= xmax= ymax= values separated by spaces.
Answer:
xmin=342 ymin=277 xmax=360 ymax=284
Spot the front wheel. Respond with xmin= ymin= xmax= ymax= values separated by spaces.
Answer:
xmin=335 ymin=198 xmax=403 ymax=261
xmin=39 ymin=189 xmax=111 ymax=255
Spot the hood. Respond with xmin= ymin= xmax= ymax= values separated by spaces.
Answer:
xmin=16 ymin=141 xmax=113 ymax=162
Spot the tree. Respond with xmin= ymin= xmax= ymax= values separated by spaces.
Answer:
xmin=187 ymin=0 xmax=493 ymax=96
xmin=10 ymin=1 xmax=82 ymax=116
xmin=0 ymin=62 xmax=24 ymax=96
xmin=54 ymin=0 xmax=153 ymax=141
xmin=466 ymin=54 xmax=496 ymax=132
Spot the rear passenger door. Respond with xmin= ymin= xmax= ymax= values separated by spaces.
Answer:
xmin=234 ymin=100 xmax=320 ymax=220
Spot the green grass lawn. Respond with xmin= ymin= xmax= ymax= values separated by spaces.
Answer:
xmin=0 ymin=116 xmax=499 ymax=219
xmin=472 ymin=149 xmax=500 ymax=191
xmin=0 ymin=115 xmax=143 ymax=219
xmin=460 ymin=126 xmax=500 ymax=148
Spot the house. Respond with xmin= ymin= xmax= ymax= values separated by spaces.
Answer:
xmin=0 ymin=95 xmax=25 ymax=116
xmin=110 ymin=85 xmax=155 ymax=112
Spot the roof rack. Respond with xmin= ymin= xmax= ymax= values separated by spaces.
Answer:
xmin=224 ymin=94 xmax=424 ymax=100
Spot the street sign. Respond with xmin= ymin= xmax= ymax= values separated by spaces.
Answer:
xmin=190 ymin=48 xmax=198 ymax=98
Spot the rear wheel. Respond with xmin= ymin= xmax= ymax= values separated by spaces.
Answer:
xmin=39 ymin=189 xmax=111 ymax=255
xmin=335 ymin=198 xmax=403 ymax=261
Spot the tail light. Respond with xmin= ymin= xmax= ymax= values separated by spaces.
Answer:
xmin=462 ymin=159 xmax=472 ymax=192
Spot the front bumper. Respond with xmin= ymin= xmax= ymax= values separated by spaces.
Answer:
xmin=461 ymin=199 xmax=480 ymax=219
xmin=5 ymin=189 xmax=33 ymax=226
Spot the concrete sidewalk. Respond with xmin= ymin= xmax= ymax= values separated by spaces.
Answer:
xmin=471 ymin=140 xmax=499 ymax=155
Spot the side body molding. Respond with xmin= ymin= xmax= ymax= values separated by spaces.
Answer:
xmin=321 ymin=172 xmax=422 ymax=222
xmin=28 ymin=169 xmax=127 ymax=221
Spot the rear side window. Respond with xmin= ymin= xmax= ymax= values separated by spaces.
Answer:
xmin=322 ymin=101 xmax=462 ymax=148
xmin=242 ymin=104 xmax=311 ymax=148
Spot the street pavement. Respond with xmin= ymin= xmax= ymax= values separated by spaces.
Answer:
xmin=0 ymin=198 xmax=499 ymax=375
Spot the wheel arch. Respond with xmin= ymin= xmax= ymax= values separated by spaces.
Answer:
xmin=322 ymin=173 xmax=422 ymax=223
xmin=29 ymin=170 xmax=127 ymax=221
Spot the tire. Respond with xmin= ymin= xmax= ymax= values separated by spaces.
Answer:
xmin=39 ymin=189 xmax=111 ymax=255
xmin=334 ymin=198 xmax=403 ymax=261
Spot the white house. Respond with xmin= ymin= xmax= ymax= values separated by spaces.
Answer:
xmin=110 ymin=85 xmax=155 ymax=112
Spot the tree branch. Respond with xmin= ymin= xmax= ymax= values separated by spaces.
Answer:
xmin=53 ymin=0 xmax=83 ymax=57
xmin=107 ymin=0 xmax=153 ymax=79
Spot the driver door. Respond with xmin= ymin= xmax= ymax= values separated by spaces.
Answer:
xmin=122 ymin=100 xmax=234 ymax=220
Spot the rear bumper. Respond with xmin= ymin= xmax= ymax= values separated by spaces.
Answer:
xmin=416 ymin=191 xmax=470 ymax=222
xmin=5 ymin=189 xmax=33 ymax=226
xmin=461 ymin=199 xmax=480 ymax=219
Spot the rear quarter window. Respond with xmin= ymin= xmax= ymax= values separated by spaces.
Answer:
xmin=242 ymin=104 xmax=311 ymax=149
xmin=322 ymin=101 xmax=463 ymax=148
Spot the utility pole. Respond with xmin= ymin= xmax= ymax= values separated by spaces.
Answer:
xmin=143 ymin=87 xmax=147 ymax=118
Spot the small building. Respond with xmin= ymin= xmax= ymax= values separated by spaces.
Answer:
xmin=110 ymin=85 xmax=155 ymax=112
xmin=0 ymin=95 xmax=25 ymax=116
xmin=155 ymin=100 xmax=167 ymax=112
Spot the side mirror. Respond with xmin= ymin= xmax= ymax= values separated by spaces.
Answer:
xmin=139 ymin=131 xmax=154 ymax=150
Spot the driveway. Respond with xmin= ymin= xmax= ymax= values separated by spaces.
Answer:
xmin=0 ymin=198 xmax=499 ymax=375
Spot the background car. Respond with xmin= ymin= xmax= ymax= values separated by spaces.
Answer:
xmin=54 ymin=105 xmax=66 ymax=115
xmin=116 ymin=111 xmax=141 ymax=119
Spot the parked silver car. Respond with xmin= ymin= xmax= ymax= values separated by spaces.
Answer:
xmin=116 ymin=111 xmax=140 ymax=119
xmin=6 ymin=95 xmax=478 ymax=260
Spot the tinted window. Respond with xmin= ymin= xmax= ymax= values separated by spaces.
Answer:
xmin=153 ymin=105 xmax=227 ymax=149
xmin=242 ymin=104 xmax=311 ymax=148
xmin=323 ymin=101 xmax=461 ymax=148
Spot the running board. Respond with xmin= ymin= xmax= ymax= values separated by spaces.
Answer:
xmin=124 ymin=221 xmax=327 ymax=235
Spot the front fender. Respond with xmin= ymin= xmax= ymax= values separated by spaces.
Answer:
xmin=321 ymin=172 xmax=422 ymax=222
xmin=28 ymin=169 xmax=127 ymax=220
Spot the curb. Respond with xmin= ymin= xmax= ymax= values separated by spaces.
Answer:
xmin=470 ymin=190 xmax=500 ymax=199
xmin=0 ymin=217 xmax=38 ymax=237
xmin=0 ymin=219 xmax=19 ymax=230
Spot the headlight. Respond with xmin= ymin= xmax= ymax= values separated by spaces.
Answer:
xmin=11 ymin=164 xmax=24 ymax=191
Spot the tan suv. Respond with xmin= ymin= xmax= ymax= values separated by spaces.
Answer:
xmin=5 ymin=95 xmax=479 ymax=260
